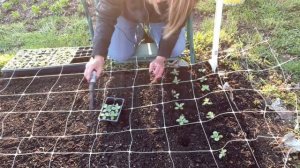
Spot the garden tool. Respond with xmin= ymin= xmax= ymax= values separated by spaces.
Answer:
xmin=209 ymin=0 xmax=244 ymax=73
xmin=89 ymin=71 xmax=97 ymax=110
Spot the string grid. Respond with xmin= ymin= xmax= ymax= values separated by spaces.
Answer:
xmin=0 ymin=39 xmax=298 ymax=168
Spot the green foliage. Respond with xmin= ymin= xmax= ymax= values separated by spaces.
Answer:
xmin=50 ymin=0 xmax=69 ymax=15
xmin=201 ymin=85 xmax=210 ymax=92
xmin=176 ymin=114 xmax=189 ymax=125
xmin=11 ymin=11 xmax=20 ymax=20
xmin=0 ymin=54 xmax=13 ymax=70
xmin=21 ymin=4 xmax=27 ymax=11
xmin=40 ymin=1 xmax=49 ymax=9
xmin=171 ymin=90 xmax=180 ymax=99
xmin=219 ymin=148 xmax=227 ymax=159
xmin=172 ymin=76 xmax=181 ymax=85
xmin=206 ymin=111 xmax=215 ymax=119
xmin=2 ymin=2 xmax=13 ymax=10
xmin=100 ymin=103 xmax=121 ymax=120
xmin=202 ymin=98 xmax=213 ymax=106
xmin=171 ymin=69 xmax=179 ymax=76
xmin=174 ymin=102 xmax=184 ymax=110
xmin=0 ymin=16 xmax=90 ymax=53
xmin=193 ymin=30 xmax=234 ymax=60
xmin=31 ymin=5 xmax=41 ymax=16
xmin=211 ymin=131 xmax=223 ymax=141
xmin=10 ymin=0 xmax=19 ymax=5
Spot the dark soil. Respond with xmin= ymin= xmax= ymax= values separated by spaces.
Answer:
xmin=0 ymin=63 xmax=292 ymax=167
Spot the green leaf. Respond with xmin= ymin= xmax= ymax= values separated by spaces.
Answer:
xmin=201 ymin=85 xmax=210 ymax=91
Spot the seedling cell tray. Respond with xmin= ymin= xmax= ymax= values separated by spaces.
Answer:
xmin=98 ymin=97 xmax=125 ymax=122
xmin=1 ymin=47 xmax=92 ymax=77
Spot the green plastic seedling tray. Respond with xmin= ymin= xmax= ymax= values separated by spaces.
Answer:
xmin=98 ymin=97 xmax=125 ymax=122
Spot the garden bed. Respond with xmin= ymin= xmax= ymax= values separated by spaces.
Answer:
xmin=0 ymin=62 xmax=293 ymax=167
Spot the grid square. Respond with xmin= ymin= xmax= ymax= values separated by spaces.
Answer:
xmin=14 ymin=154 xmax=51 ymax=167
xmin=65 ymin=111 xmax=99 ymax=135
xmin=55 ymin=135 xmax=94 ymax=152
xmin=90 ymin=153 xmax=128 ymax=167
xmin=3 ymin=113 xmax=37 ymax=138
xmin=33 ymin=112 xmax=69 ymax=136
xmin=131 ymin=129 xmax=168 ymax=152
xmin=42 ymin=93 xmax=76 ymax=111
xmin=130 ymin=153 xmax=173 ymax=168
xmin=14 ymin=94 xmax=47 ymax=112
xmin=18 ymin=137 xmax=56 ymax=153
xmin=25 ymin=76 xmax=58 ymax=93
xmin=0 ymin=95 xmax=21 ymax=112
xmin=51 ymin=154 xmax=89 ymax=167
xmin=92 ymin=132 xmax=131 ymax=152
xmin=131 ymin=106 xmax=164 ymax=129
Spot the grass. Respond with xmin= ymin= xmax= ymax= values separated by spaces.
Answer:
xmin=0 ymin=15 xmax=90 ymax=54
xmin=196 ymin=0 xmax=300 ymax=79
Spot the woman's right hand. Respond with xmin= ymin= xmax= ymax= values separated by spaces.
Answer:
xmin=84 ymin=55 xmax=105 ymax=82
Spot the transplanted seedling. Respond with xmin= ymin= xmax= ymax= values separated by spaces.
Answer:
xmin=211 ymin=131 xmax=223 ymax=141
xmin=176 ymin=114 xmax=189 ymax=125
xmin=172 ymin=76 xmax=181 ymax=84
xmin=206 ymin=111 xmax=215 ymax=119
xmin=202 ymin=98 xmax=213 ymax=105
xmin=198 ymin=68 xmax=206 ymax=73
xmin=219 ymin=148 xmax=227 ymax=159
xmin=174 ymin=102 xmax=184 ymax=110
xmin=201 ymin=85 xmax=210 ymax=91
xmin=171 ymin=90 xmax=180 ymax=99
xmin=171 ymin=69 xmax=179 ymax=76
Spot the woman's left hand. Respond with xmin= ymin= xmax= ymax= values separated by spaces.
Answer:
xmin=149 ymin=56 xmax=166 ymax=83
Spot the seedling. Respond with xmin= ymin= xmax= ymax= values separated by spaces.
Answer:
xmin=202 ymin=98 xmax=213 ymax=106
xmin=219 ymin=148 xmax=227 ymax=159
xmin=211 ymin=131 xmax=223 ymax=141
xmin=199 ymin=77 xmax=207 ymax=83
xmin=171 ymin=69 xmax=179 ymax=76
xmin=174 ymin=102 xmax=184 ymax=110
xmin=172 ymin=76 xmax=181 ymax=85
xmin=198 ymin=68 xmax=206 ymax=73
xmin=206 ymin=112 xmax=215 ymax=119
xmin=176 ymin=114 xmax=189 ymax=125
xmin=201 ymin=85 xmax=210 ymax=91
xmin=171 ymin=90 xmax=180 ymax=99
xmin=98 ymin=97 xmax=124 ymax=122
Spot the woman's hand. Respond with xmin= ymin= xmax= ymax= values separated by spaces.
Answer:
xmin=84 ymin=55 xmax=105 ymax=82
xmin=149 ymin=56 xmax=166 ymax=83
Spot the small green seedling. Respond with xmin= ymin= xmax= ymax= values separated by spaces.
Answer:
xmin=171 ymin=90 xmax=180 ymax=99
xmin=171 ymin=69 xmax=179 ymax=76
xmin=172 ymin=76 xmax=181 ymax=84
xmin=201 ymin=85 xmax=210 ymax=91
xmin=219 ymin=148 xmax=227 ymax=159
xmin=202 ymin=98 xmax=213 ymax=106
xmin=211 ymin=131 xmax=223 ymax=141
xmin=100 ymin=103 xmax=122 ymax=120
xmin=175 ymin=102 xmax=184 ymax=110
xmin=199 ymin=77 xmax=208 ymax=83
xmin=206 ymin=112 xmax=215 ymax=119
xmin=176 ymin=114 xmax=189 ymax=125
xmin=198 ymin=69 xmax=206 ymax=73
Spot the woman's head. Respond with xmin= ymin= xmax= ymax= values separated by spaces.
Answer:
xmin=148 ymin=0 xmax=197 ymax=39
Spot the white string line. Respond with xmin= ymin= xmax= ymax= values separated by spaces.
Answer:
xmin=219 ymin=75 xmax=261 ymax=167
xmin=0 ymin=135 xmax=281 ymax=156
xmin=256 ymin=29 xmax=298 ymax=167
xmin=1 ymin=87 xmax=295 ymax=115
xmin=241 ymin=41 xmax=288 ymax=162
xmin=128 ymin=57 xmax=142 ymax=168
xmin=88 ymin=60 xmax=113 ymax=168
xmin=0 ymin=69 xmax=42 ymax=138
xmin=0 ymin=58 xmax=295 ymax=98
xmin=160 ymin=75 xmax=175 ymax=167
xmin=0 ymin=70 xmax=15 ymax=93
xmin=10 ymin=66 xmax=64 ymax=167
xmin=0 ymin=110 xmax=290 ymax=141
xmin=47 ymin=73 xmax=85 ymax=167
xmin=3 ymin=70 xmax=42 ymax=167
xmin=30 ymin=67 xmax=64 ymax=136
xmin=189 ymin=64 xmax=219 ymax=167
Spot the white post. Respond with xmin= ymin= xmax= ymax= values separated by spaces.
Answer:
xmin=209 ymin=0 xmax=224 ymax=73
